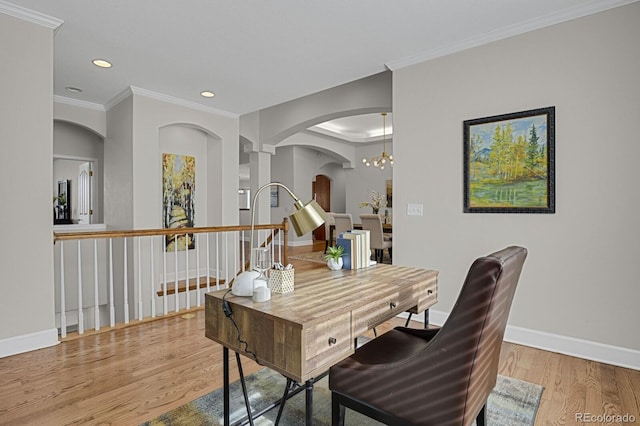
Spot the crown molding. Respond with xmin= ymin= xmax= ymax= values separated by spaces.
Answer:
xmin=308 ymin=126 xmax=394 ymax=144
xmin=104 ymin=87 xmax=133 ymax=111
xmin=128 ymin=86 xmax=239 ymax=118
xmin=386 ymin=0 xmax=639 ymax=71
xmin=0 ymin=1 xmax=63 ymax=30
xmin=54 ymin=95 xmax=105 ymax=112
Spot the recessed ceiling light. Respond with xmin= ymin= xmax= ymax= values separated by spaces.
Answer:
xmin=92 ymin=59 xmax=112 ymax=68
xmin=200 ymin=91 xmax=215 ymax=98
xmin=65 ymin=87 xmax=83 ymax=93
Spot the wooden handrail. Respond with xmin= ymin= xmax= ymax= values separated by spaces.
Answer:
xmin=53 ymin=221 xmax=288 ymax=243
xmin=54 ymin=218 xmax=291 ymax=288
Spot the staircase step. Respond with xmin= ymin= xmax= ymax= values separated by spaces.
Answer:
xmin=157 ymin=277 xmax=225 ymax=296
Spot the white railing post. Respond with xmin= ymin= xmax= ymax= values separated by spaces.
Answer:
xmin=195 ymin=234 xmax=201 ymax=307
xmin=77 ymin=240 xmax=84 ymax=335
xmin=123 ymin=237 xmax=129 ymax=324
xmin=173 ymin=235 xmax=179 ymax=312
xmin=109 ymin=238 xmax=115 ymax=327
xmin=215 ymin=233 xmax=219 ymax=290
xmin=93 ymin=239 xmax=100 ymax=331
xmin=162 ymin=241 xmax=168 ymax=315
xmin=241 ymin=230 xmax=245 ymax=272
xmin=225 ymin=233 xmax=230 ymax=289
xmin=150 ymin=237 xmax=156 ymax=318
xmin=137 ymin=237 xmax=143 ymax=321
xmin=185 ymin=233 xmax=190 ymax=310
xmin=59 ymin=242 xmax=66 ymax=338
xmin=206 ymin=233 xmax=211 ymax=292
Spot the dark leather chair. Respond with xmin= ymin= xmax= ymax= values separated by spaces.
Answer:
xmin=329 ymin=246 xmax=527 ymax=426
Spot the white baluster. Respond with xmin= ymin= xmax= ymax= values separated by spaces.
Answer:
xmin=109 ymin=239 xmax=115 ymax=327
xmin=225 ymin=233 xmax=229 ymax=289
xmin=150 ymin=237 xmax=156 ymax=318
xmin=162 ymin=240 xmax=168 ymax=315
xmin=195 ymin=233 xmax=201 ymax=307
xmin=271 ymin=230 xmax=275 ymax=265
xmin=59 ymin=242 xmax=67 ymax=338
xmin=137 ymin=237 xmax=143 ymax=320
xmin=185 ymin=233 xmax=190 ymax=310
xmin=215 ymin=233 xmax=219 ymax=290
xmin=206 ymin=233 xmax=211 ymax=292
xmin=93 ymin=239 xmax=100 ymax=331
xmin=241 ymin=230 xmax=245 ymax=272
xmin=174 ymin=235 xmax=179 ymax=312
xmin=123 ymin=237 xmax=129 ymax=324
xmin=77 ymin=240 xmax=84 ymax=334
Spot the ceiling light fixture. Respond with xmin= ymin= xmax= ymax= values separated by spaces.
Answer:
xmin=65 ymin=87 xmax=83 ymax=93
xmin=362 ymin=112 xmax=393 ymax=170
xmin=200 ymin=91 xmax=215 ymax=98
xmin=92 ymin=59 xmax=112 ymax=68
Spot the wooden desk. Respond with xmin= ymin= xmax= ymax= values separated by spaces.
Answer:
xmin=205 ymin=264 xmax=438 ymax=424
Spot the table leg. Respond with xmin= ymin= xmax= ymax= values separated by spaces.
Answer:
xmin=236 ymin=352 xmax=255 ymax=426
xmin=305 ymin=378 xmax=314 ymax=425
xmin=223 ymin=347 xmax=230 ymax=426
xmin=404 ymin=309 xmax=429 ymax=328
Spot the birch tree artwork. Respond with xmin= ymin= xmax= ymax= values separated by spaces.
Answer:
xmin=162 ymin=153 xmax=196 ymax=250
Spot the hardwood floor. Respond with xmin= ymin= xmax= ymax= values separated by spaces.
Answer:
xmin=1 ymin=242 xmax=638 ymax=425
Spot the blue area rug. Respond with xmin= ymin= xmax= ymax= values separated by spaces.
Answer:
xmin=143 ymin=368 xmax=543 ymax=425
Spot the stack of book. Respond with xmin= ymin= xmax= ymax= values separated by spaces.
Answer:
xmin=336 ymin=229 xmax=371 ymax=270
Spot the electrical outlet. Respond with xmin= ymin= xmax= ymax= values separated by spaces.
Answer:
xmin=407 ymin=204 xmax=423 ymax=216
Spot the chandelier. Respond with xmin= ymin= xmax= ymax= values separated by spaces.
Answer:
xmin=362 ymin=112 xmax=393 ymax=169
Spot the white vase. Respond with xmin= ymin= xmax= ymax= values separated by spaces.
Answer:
xmin=327 ymin=257 xmax=343 ymax=271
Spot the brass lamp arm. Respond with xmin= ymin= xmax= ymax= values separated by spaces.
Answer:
xmin=249 ymin=182 xmax=301 ymax=269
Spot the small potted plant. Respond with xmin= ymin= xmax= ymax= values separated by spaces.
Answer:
xmin=324 ymin=245 xmax=344 ymax=271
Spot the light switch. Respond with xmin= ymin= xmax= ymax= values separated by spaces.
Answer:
xmin=407 ymin=204 xmax=423 ymax=216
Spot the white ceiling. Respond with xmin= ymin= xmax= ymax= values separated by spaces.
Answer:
xmin=2 ymin=0 xmax=634 ymax=137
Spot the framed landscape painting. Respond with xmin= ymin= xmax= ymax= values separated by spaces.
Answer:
xmin=463 ymin=106 xmax=555 ymax=214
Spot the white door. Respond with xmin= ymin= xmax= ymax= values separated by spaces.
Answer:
xmin=78 ymin=162 xmax=93 ymax=224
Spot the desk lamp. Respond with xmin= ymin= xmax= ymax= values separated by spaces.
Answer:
xmin=232 ymin=182 xmax=328 ymax=296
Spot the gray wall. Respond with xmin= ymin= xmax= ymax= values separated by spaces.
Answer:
xmin=393 ymin=2 xmax=640 ymax=353
xmin=0 ymin=13 xmax=57 ymax=350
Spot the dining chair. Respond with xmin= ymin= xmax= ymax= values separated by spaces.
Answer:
xmin=323 ymin=212 xmax=336 ymax=253
xmin=332 ymin=213 xmax=353 ymax=240
xmin=359 ymin=214 xmax=391 ymax=263
xmin=329 ymin=246 xmax=528 ymax=426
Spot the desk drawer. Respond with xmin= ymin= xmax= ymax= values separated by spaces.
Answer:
xmin=410 ymin=278 xmax=438 ymax=314
xmin=303 ymin=312 xmax=352 ymax=373
xmin=352 ymin=290 xmax=413 ymax=336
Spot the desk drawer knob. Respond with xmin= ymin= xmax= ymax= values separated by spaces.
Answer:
xmin=328 ymin=337 xmax=337 ymax=345
xmin=428 ymin=290 xmax=433 ymax=295
xmin=390 ymin=302 xmax=397 ymax=309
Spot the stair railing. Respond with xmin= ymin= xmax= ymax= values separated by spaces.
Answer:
xmin=53 ymin=219 xmax=289 ymax=339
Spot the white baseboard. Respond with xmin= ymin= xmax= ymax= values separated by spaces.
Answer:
xmin=398 ymin=309 xmax=640 ymax=370
xmin=504 ymin=325 xmax=640 ymax=371
xmin=0 ymin=328 xmax=59 ymax=358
